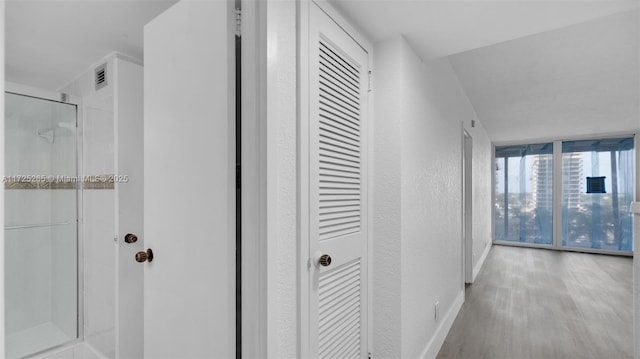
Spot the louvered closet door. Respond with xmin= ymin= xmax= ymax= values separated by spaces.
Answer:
xmin=308 ymin=3 xmax=369 ymax=358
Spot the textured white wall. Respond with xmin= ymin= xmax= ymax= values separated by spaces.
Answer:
xmin=372 ymin=38 xmax=404 ymax=359
xmin=373 ymin=36 xmax=493 ymax=358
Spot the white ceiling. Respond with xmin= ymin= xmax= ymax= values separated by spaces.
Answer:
xmin=332 ymin=0 xmax=639 ymax=142
xmin=331 ymin=0 xmax=639 ymax=59
xmin=6 ymin=0 xmax=639 ymax=143
xmin=5 ymin=0 xmax=178 ymax=91
xmin=450 ymin=9 xmax=639 ymax=143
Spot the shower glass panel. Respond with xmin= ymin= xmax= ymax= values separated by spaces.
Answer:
xmin=4 ymin=92 xmax=78 ymax=358
xmin=561 ymin=138 xmax=634 ymax=252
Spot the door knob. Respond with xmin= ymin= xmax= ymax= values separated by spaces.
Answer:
xmin=135 ymin=248 xmax=154 ymax=263
xmin=318 ymin=254 xmax=332 ymax=267
xmin=124 ymin=233 xmax=138 ymax=243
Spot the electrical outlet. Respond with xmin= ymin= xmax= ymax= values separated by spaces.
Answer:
xmin=434 ymin=301 xmax=439 ymax=322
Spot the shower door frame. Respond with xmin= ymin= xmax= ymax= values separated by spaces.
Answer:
xmin=5 ymin=82 xmax=85 ymax=357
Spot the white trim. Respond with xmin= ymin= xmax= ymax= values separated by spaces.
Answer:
xmin=471 ymin=239 xmax=491 ymax=282
xmin=1 ymin=6 xmax=5 ymax=354
xmin=494 ymin=241 xmax=633 ymax=257
xmin=241 ymin=0 xmax=269 ymax=357
xmin=462 ymin=129 xmax=473 ymax=284
xmin=312 ymin=0 xmax=372 ymax=52
xmin=630 ymin=135 xmax=637 ymax=359
xmin=297 ymin=0 xmax=311 ymax=356
xmin=493 ymin=130 xmax=637 ymax=147
xmin=419 ymin=290 xmax=465 ymax=359
xmin=461 ymin=124 xmax=466 ymax=289
xmin=491 ymin=144 xmax=496 ymax=244
xmin=366 ymin=37 xmax=375 ymax=359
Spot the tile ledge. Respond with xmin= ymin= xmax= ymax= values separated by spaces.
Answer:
xmin=631 ymin=202 xmax=640 ymax=214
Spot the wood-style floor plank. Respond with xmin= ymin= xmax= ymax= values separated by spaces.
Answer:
xmin=437 ymin=245 xmax=633 ymax=359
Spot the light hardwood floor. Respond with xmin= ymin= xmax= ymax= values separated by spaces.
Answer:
xmin=437 ymin=245 xmax=633 ymax=359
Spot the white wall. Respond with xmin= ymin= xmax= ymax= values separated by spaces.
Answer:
xmin=373 ymin=36 xmax=493 ymax=358
xmin=61 ymin=55 xmax=118 ymax=359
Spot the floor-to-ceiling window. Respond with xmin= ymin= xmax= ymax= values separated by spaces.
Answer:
xmin=494 ymin=136 xmax=635 ymax=254
xmin=561 ymin=138 xmax=634 ymax=251
xmin=494 ymin=143 xmax=554 ymax=245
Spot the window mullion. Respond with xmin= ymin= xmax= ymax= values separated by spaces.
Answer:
xmin=553 ymin=140 xmax=563 ymax=249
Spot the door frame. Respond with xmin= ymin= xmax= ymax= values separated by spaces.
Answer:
xmin=462 ymin=128 xmax=473 ymax=285
xmin=298 ymin=0 xmax=373 ymax=356
xmin=239 ymin=0 xmax=268 ymax=357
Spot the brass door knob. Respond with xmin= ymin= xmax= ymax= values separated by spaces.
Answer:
xmin=319 ymin=254 xmax=332 ymax=267
xmin=124 ymin=233 xmax=138 ymax=243
xmin=135 ymin=248 xmax=154 ymax=263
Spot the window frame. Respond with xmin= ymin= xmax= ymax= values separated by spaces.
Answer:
xmin=492 ymin=134 xmax=636 ymax=256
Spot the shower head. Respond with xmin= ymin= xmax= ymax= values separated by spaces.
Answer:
xmin=37 ymin=128 xmax=55 ymax=144
xmin=36 ymin=122 xmax=75 ymax=144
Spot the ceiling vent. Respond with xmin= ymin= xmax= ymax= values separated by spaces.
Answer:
xmin=95 ymin=63 xmax=108 ymax=91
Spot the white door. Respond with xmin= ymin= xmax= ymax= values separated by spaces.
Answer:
xmin=308 ymin=3 xmax=369 ymax=358
xmin=143 ymin=1 xmax=235 ymax=358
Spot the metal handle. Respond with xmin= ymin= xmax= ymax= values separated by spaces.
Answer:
xmin=135 ymin=248 xmax=154 ymax=263
xmin=124 ymin=233 xmax=138 ymax=243
xmin=318 ymin=254 xmax=332 ymax=267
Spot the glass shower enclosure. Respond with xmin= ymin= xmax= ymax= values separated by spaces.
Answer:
xmin=4 ymin=92 xmax=79 ymax=358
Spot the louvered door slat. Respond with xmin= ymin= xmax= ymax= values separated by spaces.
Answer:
xmin=318 ymin=259 xmax=362 ymax=359
xmin=319 ymin=118 xmax=359 ymax=140
xmin=319 ymin=82 xmax=361 ymax=113
xmin=319 ymin=105 xmax=361 ymax=129
xmin=320 ymin=205 xmax=360 ymax=215
xmin=320 ymin=41 xmax=359 ymax=79
xmin=319 ymin=125 xmax=360 ymax=146
xmin=318 ymin=52 xmax=359 ymax=88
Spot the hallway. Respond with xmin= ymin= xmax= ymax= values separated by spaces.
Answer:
xmin=437 ymin=245 xmax=633 ymax=359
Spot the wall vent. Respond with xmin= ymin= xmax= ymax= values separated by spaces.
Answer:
xmin=95 ymin=63 xmax=108 ymax=91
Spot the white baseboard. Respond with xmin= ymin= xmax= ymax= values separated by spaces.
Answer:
xmin=419 ymin=290 xmax=464 ymax=359
xmin=472 ymin=241 xmax=492 ymax=282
